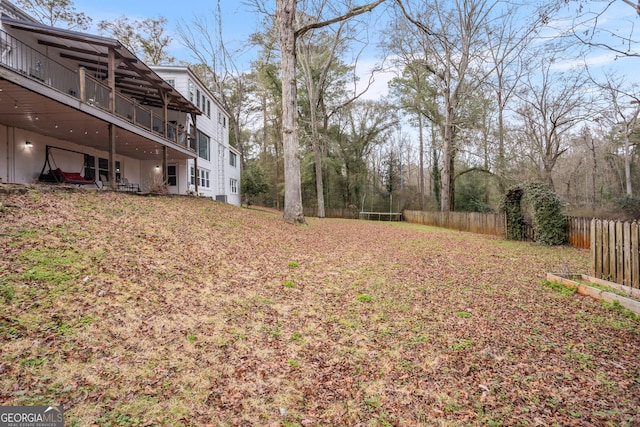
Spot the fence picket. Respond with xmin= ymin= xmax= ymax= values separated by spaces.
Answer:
xmin=624 ymin=222 xmax=631 ymax=287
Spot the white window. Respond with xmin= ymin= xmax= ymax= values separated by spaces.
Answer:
xmin=199 ymin=169 xmax=210 ymax=188
xmin=229 ymin=151 xmax=237 ymax=168
xmin=230 ymin=178 xmax=238 ymax=194
xmin=191 ymin=167 xmax=210 ymax=188
xmin=188 ymin=80 xmax=195 ymax=103
xmin=166 ymin=79 xmax=175 ymax=88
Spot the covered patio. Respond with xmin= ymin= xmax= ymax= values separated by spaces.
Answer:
xmin=0 ymin=14 xmax=201 ymax=190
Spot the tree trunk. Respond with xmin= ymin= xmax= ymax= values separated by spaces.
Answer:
xmin=441 ymin=101 xmax=454 ymax=212
xmin=418 ymin=112 xmax=425 ymax=210
xmin=624 ymin=133 xmax=633 ymax=196
xmin=277 ymin=0 xmax=305 ymax=224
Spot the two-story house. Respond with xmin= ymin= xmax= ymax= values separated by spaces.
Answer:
xmin=0 ymin=0 xmax=239 ymax=205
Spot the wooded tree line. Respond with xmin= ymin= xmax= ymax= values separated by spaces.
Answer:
xmin=18 ymin=0 xmax=640 ymax=220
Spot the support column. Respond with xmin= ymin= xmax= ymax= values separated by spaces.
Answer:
xmin=78 ymin=67 xmax=86 ymax=102
xmin=108 ymin=48 xmax=116 ymax=113
xmin=163 ymin=146 xmax=168 ymax=186
xmin=108 ymin=124 xmax=116 ymax=190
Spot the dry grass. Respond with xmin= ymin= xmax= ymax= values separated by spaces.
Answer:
xmin=1 ymin=188 xmax=639 ymax=427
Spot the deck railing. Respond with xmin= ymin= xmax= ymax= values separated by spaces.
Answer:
xmin=0 ymin=29 xmax=189 ymax=150
xmin=0 ymin=29 xmax=79 ymax=97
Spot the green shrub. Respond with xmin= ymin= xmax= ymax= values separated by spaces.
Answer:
xmin=501 ymin=183 xmax=567 ymax=245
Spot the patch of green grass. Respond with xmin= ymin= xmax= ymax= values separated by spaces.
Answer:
xmin=0 ymin=280 xmax=15 ymax=303
xmin=601 ymin=300 xmax=640 ymax=321
xmin=20 ymin=356 xmax=47 ymax=367
xmin=356 ymin=293 xmax=372 ymax=302
xmin=364 ymin=393 xmax=382 ymax=409
xmin=543 ymin=280 xmax=577 ymax=297
xmin=288 ymin=261 xmax=299 ymax=268
xmin=18 ymin=248 xmax=86 ymax=286
xmin=283 ymin=280 xmax=296 ymax=288
xmin=287 ymin=359 xmax=300 ymax=367
xmin=564 ymin=348 xmax=593 ymax=369
xmin=456 ymin=311 xmax=472 ymax=318
xmin=570 ymin=278 xmax=637 ymax=301
xmin=451 ymin=339 xmax=474 ymax=351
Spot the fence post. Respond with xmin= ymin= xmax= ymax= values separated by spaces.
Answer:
xmin=624 ymin=221 xmax=631 ymax=287
xmin=632 ymin=222 xmax=639 ymax=289
xmin=591 ymin=219 xmax=596 ymax=278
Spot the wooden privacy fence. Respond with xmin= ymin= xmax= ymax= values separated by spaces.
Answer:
xmin=591 ymin=219 xmax=640 ymax=289
xmin=403 ymin=211 xmax=506 ymax=236
xmin=404 ymin=211 xmax=592 ymax=249
xmin=302 ymin=207 xmax=359 ymax=219
xmin=568 ymin=217 xmax=591 ymax=249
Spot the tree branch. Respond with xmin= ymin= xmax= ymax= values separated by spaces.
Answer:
xmin=295 ymin=0 xmax=386 ymax=39
xmin=620 ymin=0 xmax=640 ymax=15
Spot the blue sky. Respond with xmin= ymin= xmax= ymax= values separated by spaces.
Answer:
xmin=68 ymin=0 xmax=639 ymax=100
xmin=71 ymin=0 xmax=261 ymax=65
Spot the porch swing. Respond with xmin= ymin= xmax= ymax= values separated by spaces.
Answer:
xmin=38 ymin=145 xmax=98 ymax=187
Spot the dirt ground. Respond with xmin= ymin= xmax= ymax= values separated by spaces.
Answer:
xmin=1 ymin=188 xmax=638 ymax=426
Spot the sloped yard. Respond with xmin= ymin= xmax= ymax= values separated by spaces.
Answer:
xmin=1 ymin=189 xmax=638 ymax=426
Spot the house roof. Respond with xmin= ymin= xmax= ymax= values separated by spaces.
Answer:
xmin=1 ymin=14 xmax=200 ymax=115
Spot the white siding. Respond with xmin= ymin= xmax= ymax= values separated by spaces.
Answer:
xmin=152 ymin=66 xmax=239 ymax=206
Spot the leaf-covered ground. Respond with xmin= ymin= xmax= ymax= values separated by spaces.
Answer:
xmin=1 ymin=188 xmax=639 ymax=427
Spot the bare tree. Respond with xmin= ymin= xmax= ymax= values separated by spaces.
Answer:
xmin=15 ymin=0 xmax=91 ymax=29
xmin=569 ymin=0 xmax=640 ymax=58
xmin=276 ymin=0 xmax=385 ymax=224
xmin=395 ymin=0 xmax=502 ymax=211
xmin=592 ymin=73 xmax=640 ymax=196
xmin=98 ymin=16 xmax=175 ymax=65
xmin=177 ymin=3 xmax=252 ymax=161
xmin=514 ymin=60 xmax=589 ymax=190
xmin=297 ymin=21 xmax=349 ymax=218
xmin=384 ymin=14 xmax=443 ymax=210
xmin=485 ymin=2 xmax=556 ymax=192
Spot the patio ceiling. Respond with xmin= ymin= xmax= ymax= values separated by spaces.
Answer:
xmin=0 ymin=78 xmax=193 ymax=161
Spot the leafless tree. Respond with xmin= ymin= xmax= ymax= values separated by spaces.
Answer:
xmin=513 ymin=59 xmax=590 ymax=190
xmin=16 ymin=0 xmax=91 ymax=29
xmin=177 ymin=1 xmax=251 ymax=160
xmin=394 ymin=0 xmax=502 ymax=211
xmin=591 ymin=73 xmax=640 ymax=196
xmin=276 ymin=0 xmax=385 ymax=223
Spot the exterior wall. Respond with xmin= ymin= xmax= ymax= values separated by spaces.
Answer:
xmin=225 ymin=146 xmax=242 ymax=206
xmin=153 ymin=66 xmax=241 ymax=206
xmin=0 ymin=123 xmax=148 ymax=189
